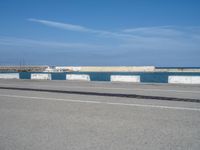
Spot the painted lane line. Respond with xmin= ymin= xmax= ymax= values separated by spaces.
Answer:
xmin=0 ymin=94 xmax=200 ymax=112
xmin=0 ymin=83 xmax=200 ymax=94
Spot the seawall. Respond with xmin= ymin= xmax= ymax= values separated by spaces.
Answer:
xmin=1 ymin=66 xmax=200 ymax=73
xmin=155 ymin=68 xmax=200 ymax=72
xmin=55 ymin=66 xmax=156 ymax=72
xmin=0 ymin=66 xmax=48 ymax=72
xmin=54 ymin=66 xmax=200 ymax=72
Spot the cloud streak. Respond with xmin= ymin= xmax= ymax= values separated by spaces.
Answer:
xmin=0 ymin=36 xmax=103 ymax=49
xmin=28 ymin=18 xmax=200 ymax=42
xmin=3 ymin=19 xmax=200 ymax=57
xmin=28 ymin=18 xmax=91 ymax=32
xmin=122 ymin=26 xmax=185 ymax=37
xmin=28 ymin=18 xmax=135 ymax=39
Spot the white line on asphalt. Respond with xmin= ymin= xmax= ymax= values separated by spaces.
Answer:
xmin=0 ymin=94 xmax=200 ymax=112
xmin=0 ymin=83 xmax=200 ymax=94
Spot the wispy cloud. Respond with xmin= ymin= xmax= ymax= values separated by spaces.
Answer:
xmin=28 ymin=18 xmax=135 ymax=39
xmin=0 ymin=36 xmax=103 ymax=49
xmin=122 ymin=26 xmax=185 ymax=37
xmin=120 ymin=26 xmax=200 ymax=51
xmin=28 ymin=18 xmax=91 ymax=32
xmin=28 ymin=18 xmax=111 ymax=34
xmin=5 ymin=19 xmax=200 ymax=54
xmin=28 ymin=18 xmax=200 ymax=42
xmin=1 ymin=22 xmax=200 ymax=66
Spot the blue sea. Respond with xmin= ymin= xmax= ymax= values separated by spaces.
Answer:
xmin=15 ymin=72 xmax=200 ymax=83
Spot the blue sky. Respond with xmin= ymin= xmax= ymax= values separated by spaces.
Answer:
xmin=0 ymin=0 xmax=200 ymax=66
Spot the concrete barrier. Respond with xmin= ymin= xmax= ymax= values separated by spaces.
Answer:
xmin=0 ymin=73 xmax=19 ymax=79
xmin=110 ymin=75 xmax=140 ymax=83
xmin=31 ymin=73 xmax=51 ymax=80
xmin=66 ymin=74 xmax=90 ymax=81
xmin=168 ymin=76 xmax=200 ymax=84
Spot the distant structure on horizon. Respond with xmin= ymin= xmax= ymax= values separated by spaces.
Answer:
xmin=1 ymin=65 xmax=200 ymax=73
xmin=43 ymin=66 xmax=155 ymax=72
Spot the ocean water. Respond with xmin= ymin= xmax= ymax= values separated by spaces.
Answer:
xmin=17 ymin=72 xmax=200 ymax=83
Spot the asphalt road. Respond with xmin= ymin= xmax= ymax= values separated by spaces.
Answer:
xmin=0 ymin=79 xmax=200 ymax=150
xmin=0 ymin=79 xmax=200 ymax=100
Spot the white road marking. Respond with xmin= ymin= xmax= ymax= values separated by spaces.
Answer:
xmin=0 ymin=83 xmax=200 ymax=94
xmin=0 ymin=94 xmax=200 ymax=112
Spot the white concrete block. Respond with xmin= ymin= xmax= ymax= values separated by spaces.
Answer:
xmin=66 ymin=74 xmax=90 ymax=81
xmin=168 ymin=76 xmax=200 ymax=84
xmin=31 ymin=73 xmax=51 ymax=80
xmin=0 ymin=73 xmax=19 ymax=79
xmin=110 ymin=75 xmax=140 ymax=82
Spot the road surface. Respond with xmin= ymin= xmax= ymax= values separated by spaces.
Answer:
xmin=0 ymin=79 xmax=200 ymax=150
